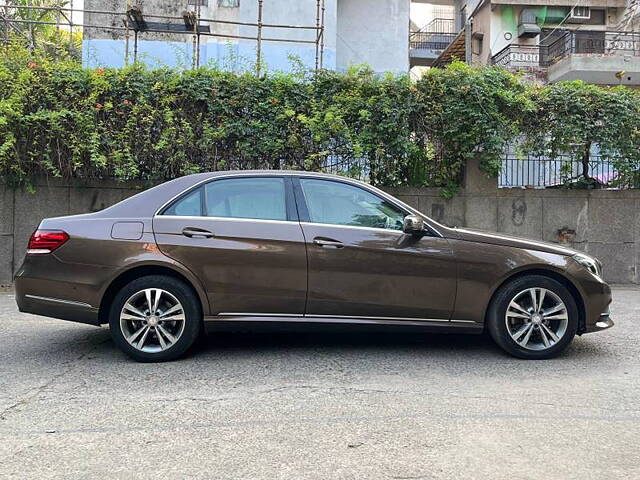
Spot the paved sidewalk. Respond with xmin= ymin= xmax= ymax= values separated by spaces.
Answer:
xmin=0 ymin=287 xmax=638 ymax=479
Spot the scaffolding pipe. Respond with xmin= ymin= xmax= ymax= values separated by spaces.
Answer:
xmin=315 ymin=0 xmax=320 ymax=70
xmin=256 ymin=0 xmax=263 ymax=76
xmin=124 ymin=1 xmax=130 ymax=65
xmin=320 ymin=0 xmax=325 ymax=69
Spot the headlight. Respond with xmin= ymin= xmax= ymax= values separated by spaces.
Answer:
xmin=572 ymin=253 xmax=602 ymax=278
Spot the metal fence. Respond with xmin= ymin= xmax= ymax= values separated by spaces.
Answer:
xmin=499 ymin=154 xmax=638 ymax=189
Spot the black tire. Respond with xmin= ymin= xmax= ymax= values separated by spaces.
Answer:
xmin=487 ymin=275 xmax=579 ymax=360
xmin=108 ymin=275 xmax=202 ymax=362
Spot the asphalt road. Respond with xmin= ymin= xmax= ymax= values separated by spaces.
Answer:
xmin=0 ymin=287 xmax=639 ymax=480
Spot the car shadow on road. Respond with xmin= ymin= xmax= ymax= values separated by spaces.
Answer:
xmin=24 ymin=322 xmax=614 ymax=366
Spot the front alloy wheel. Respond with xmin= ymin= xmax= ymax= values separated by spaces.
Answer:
xmin=505 ymin=288 xmax=569 ymax=351
xmin=488 ymin=275 xmax=578 ymax=359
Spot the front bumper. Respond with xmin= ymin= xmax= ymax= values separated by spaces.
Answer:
xmin=590 ymin=315 xmax=614 ymax=332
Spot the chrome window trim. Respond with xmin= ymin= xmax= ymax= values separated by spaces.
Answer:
xmin=300 ymin=221 xmax=405 ymax=235
xmin=153 ymin=172 xmax=444 ymax=238
xmin=25 ymin=294 xmax=93 ymax=309
xmin=154 ymin=215 xmax=297 ymax=226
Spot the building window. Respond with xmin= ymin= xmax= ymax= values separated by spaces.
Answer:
xmin=218 ymin=0 xmax=240 ymax=7
xmin=188 ymin=0 xmax=208 ymax=6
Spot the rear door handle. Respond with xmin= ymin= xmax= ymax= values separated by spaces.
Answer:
xmin=182 ymin=227 xmax=214 ymax=239
xmin=313 ymin=238 xmax=344 ymax=249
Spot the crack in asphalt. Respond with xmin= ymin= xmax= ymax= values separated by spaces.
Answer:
xmin=0 ymin=337 xmax=110 ymax=422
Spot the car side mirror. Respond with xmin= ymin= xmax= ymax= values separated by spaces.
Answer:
xmin=402 ymin=215 xmax=425 ymax=236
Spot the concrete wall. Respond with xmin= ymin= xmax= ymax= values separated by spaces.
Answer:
xmin=1 ymin=167 xmax=639 ymax=285
xmin=336 ymin=0 xmax=410 ymax=73
xmin=0 ymin=179 xmax=145 ymax=286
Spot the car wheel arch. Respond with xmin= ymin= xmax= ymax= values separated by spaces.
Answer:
xmin=97 ymin=263 xmax=209 ymax=325
xmin=483 ymin=267 xmax=586 ymax=334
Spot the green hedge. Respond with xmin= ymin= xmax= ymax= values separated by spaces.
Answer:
xmin=1 ymin=49 xmax=640 ymax=194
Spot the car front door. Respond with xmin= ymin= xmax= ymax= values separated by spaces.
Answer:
xmin=153 ymin=176 xmax=307 ymax=316
xmin=294 ymin=177 xmax=456 ymax=321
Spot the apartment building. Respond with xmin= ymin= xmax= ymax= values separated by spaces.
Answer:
xmin=413 ymin=0 xmax=640 ymax=85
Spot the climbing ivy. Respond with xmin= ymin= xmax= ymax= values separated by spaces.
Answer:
xmin=1 ymin=45 xmax=639 ymax=193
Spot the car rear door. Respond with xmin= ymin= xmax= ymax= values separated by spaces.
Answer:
xmin=294 ymin=177 xmax=456 ymax=321
xmin=153 ymin=175 xmax=307 ymax=316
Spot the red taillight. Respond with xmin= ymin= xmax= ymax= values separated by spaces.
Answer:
xmin=27 ymin=230 xmax=69 ymax=254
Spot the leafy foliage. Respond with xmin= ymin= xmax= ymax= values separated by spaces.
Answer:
xmin=523 ymin=81 xmax=640 ymax=187
xmin=1 ymin=48 xmax=639 ymax=193
xmin=413 ymin=62 xmax=533 ymax=196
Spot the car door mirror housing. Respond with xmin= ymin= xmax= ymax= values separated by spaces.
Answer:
xmin=402 ymin=215 xmax=426 ymax=236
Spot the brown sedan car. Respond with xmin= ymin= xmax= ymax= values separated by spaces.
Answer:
xmin=15 ymin=171 xmax=613 ymax=361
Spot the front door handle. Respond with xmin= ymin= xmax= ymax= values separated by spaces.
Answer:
xmin=313 ymin=238 xmax=344 ymax=249
xmin=182 ymin=227 xmax=214 ymax=239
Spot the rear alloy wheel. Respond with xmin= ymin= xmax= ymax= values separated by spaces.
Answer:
xmin=109 ymin=275 xmax=202 ymax=362
xmin=488 ymin=275 xmax=578 ymax=359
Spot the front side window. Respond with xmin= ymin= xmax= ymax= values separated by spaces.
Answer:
xmin=204 ymin=177 xmax=287 ymax=221
xmin=300 ymin=179 xmax=405 ymax=230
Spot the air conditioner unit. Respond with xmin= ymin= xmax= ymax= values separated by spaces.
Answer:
xmin=570 ymin=7 xmax=591 ymax=20
xmin=518 ymin=8 xmax=541 ymax=38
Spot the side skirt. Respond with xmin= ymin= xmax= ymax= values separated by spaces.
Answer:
xmin=203 ymin=314 xmax=483 ymax=335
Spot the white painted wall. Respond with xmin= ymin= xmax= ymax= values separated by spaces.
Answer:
xmin=336 ymin=0 xmax=410 ymax=73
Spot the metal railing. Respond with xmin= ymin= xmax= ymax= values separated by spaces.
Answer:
xmin=410 ymin=32 xmax=458 ymax=51
xmin=499 ymin=154 xmax=639 ymax=189
xmin=491 ymin=45 xmax=542 ymax=69
xmin=410 ymin=17 xmax=457 ymax=51
xmin=491 ymin=30 xmax=640 ymax=70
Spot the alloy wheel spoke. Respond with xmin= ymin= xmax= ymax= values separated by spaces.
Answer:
xmin=529 ymin=289 xmax=538 ymax=313
xmin=152 ymin=289 xmax=163 ymax=314
xmin=160 ymin=313 xmax=185 ymax=323
xmin=543 ymin=303 xmax=565 ymax=317
xmin=159 ymin=304 xmax=182 ymax=318
xmin=137 ymin=326 xmax=151 ymax=349
xmin=127 ymin=324 xmax=147 ymax=343
xmin=121 ymin=313 xmax=146 ymax=322
xmin=157 ymin=324 xmax=177 ymax=345
xmin=517 ymin=323 xmax=535 ymax=347
xmin=509 ymin=300 xmax=530 ymax=316
xmin=506 ymin=309 xmax=529 ymax=319
xmin=545 ymin=312 xmax=568 ymax=321
xmin=123 ymin=302 xmax=147 ymax=319
xmin=510 ymin=322 xmax=532 ymax=341
xmin=541 ymin=323 xmax=560 ymax=343
xmin=538 ymin=325 xmax=551 ymax=347
xmin=155 ymin=326 xmax=168 ymax=350
xmin=537 ymin=289 xmax=546 ymax=313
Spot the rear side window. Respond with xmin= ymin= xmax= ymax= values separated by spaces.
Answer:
xmin=163 ymin=188 xmax=203 ymax=216
xmin=204 ymin=177 xmax=287 ymax=221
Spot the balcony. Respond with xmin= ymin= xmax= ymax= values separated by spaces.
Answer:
xmin=491 ymin=45 xmax=542 ymax=71
xmin=491 ymin=30 xmax=640 ymax=85
xmin=410 ymin=18 xmax=458 ymax=67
